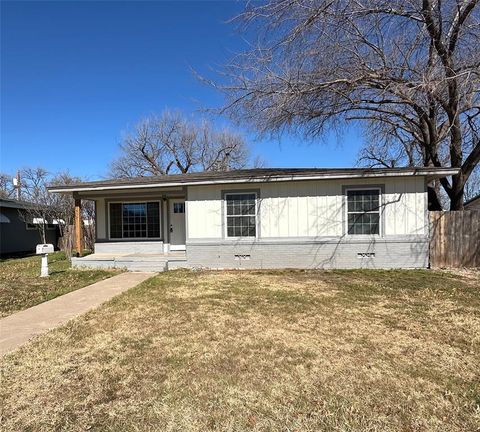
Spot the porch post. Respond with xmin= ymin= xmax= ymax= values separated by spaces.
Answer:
xmin=162 ymin=198 xmax=169 ymax=253
xmin=74 ymin=198 xmax=84 ymax=257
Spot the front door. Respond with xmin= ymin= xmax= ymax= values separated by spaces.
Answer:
xmin=169 ymin=199 xmax=186 ymax=250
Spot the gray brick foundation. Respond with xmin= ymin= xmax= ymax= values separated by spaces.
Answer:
xmin=185 ymin=237 xmax=429 ymax=269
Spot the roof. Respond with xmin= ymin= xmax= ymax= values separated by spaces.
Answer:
xmin=464 ymin=194 xmax=480 ymax=209
xmin=0 ymin=197 xmax=42 ymax=210
xmin=47 ymin=167 xmax=460 ymax=193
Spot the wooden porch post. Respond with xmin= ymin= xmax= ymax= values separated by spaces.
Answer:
xmin=74 ymin=198 xmax=84 ymax=257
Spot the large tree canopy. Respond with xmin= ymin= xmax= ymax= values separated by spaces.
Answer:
xmin=110 ymin=111 xmax=250 ymax=178
xmin=218 ymin=0 xmax=480 ymax=209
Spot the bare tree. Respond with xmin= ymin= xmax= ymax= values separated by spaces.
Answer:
xmin=47 ymin=172 xmax=86 ymax=256
xmin=0 ymin=172 xmax=15 ymax=199
xmin=464 ymin=165 xmax=480 ymax=200
xmin=17 ymin=168 xmax=91 ymax=256
xmin=4 ymin=167 xmax=94 ymax=255
xmin=216 ymin=0 xmax=480 ymax=209
xmin=110 ymin=111 xmax=250 ymax=177
xmin=18 ymin=168 xmax=60 ymax=243
xmin=82 ymin=200 xmax=96 ymax=252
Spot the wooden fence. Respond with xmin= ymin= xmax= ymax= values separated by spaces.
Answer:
xmin=57 ymin=224 xmax=95 ymax=253
xmin=430 ymin=210 xmax=480 ymax=268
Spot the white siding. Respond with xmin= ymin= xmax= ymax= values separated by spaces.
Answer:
xmin=186 ymin=177 xmax=427 ymax=240
xmin=259 ymin=180 xmax=344 ymax=237
xmin=187 ymin=186 xmax=224 ymax=239
xmin=96 ymin=198 xmax=106 ymax=239
xmin=383 ymin=177 xmax=427 ymax=235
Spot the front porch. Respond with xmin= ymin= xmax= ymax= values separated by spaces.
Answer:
xmin=72 ymin=251 xmax=187 ymax=272
xmin=70 ymin=185 xmax=188 ymax=270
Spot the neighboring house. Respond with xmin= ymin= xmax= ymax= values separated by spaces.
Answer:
xmin=464 ymin=194 xmax=480 ymax=210
xmin=0 ymin=198 xmax=59 ymax=256
xmin=48 ymin=167 xmax=458 ymax=270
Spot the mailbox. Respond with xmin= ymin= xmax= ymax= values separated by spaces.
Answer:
xmin=36 ymin=244 xmax=54 ymax=254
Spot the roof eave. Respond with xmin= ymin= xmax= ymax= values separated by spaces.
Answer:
xmin=47 ymin=168 xmax=460 ymax=194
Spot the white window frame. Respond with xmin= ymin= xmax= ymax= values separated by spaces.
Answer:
xmin=224 ymin=192 xmax=258 ymax=239
xmin=345 ymin=187 xmax=382 ymax=237
xmin=108 ymin=200 xmax=162 ymax=241
xmin=25 ymin=217 xmax=57 ymax=231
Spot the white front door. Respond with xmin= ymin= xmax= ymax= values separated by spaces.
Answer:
xmin=169 ymin=199 xmax=186 ymax=250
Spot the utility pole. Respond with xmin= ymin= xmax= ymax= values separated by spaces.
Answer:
xmin=12 ymin=170 xmax=21 ymax=200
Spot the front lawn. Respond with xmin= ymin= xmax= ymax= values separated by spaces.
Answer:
xmin=1 ymin=269 xmax=479 ymax=431
xmin=0 ymin=252 xmax=120 ymax=317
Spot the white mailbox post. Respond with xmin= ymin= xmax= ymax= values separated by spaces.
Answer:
xmin=36 ymin=244 xmax=54 ymax=277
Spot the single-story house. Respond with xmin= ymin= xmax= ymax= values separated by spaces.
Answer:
xmin=48 ymin=167 xmax=458 ymax=271
xmin=464 ymin=194 xmax=480 ymax=210
xmin=0 ymin=198 xmax=59 ymax=256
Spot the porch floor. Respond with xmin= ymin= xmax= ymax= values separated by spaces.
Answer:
xmin=72 ymin=252 xmax=187 ymax=272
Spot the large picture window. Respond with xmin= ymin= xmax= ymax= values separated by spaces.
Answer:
xmin=225 ymin=193 xmax=256 ymax=237
xmin=346 ymin=189 xmax=381 ymax=235
xmin=109 ymin=202 xmax=160 ymax=239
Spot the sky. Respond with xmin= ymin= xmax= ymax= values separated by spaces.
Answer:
xmin=1 ymin=1 xmax=364 ymax=180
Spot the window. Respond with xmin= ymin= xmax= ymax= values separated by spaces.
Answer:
xmin=25 ymin=217 xmax=56 ymax=230
xmin=110 ymin=203 xmax=122 ymax=238
xmin=147 ymin=202 xmax=160 ymax=237
xmin=173 ymin=202 xmax=185 ymax=213
xmin=346 ymin=189 xmax=381 ymax=235
xmin=109 ymin=202 xmax=160 ymax=239
xmin=225 ymin=193 xmax=256 ymax=237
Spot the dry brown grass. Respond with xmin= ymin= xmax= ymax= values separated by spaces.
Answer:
xmin=1 ymin=269 xmax=479 ymax=431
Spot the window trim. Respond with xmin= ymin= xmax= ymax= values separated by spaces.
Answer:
xmin=223 ymin=191 xmax=258 ymax=239
xmin=344 ymin=187 xmax=383 ymax=237
xmin=25 ymin=217 xmax=57 ymax=231
xmin=108 ymin=200 xmax=162 ymax=241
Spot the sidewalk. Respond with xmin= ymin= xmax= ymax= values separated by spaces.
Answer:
xmin=0 ymin=272 xmax=154 ymax=356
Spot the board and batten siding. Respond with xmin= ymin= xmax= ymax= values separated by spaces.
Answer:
xmin=95 ymin=198 xmax=107 ymax=239
xmin=186 ymin=177 xmax=427 ymax=240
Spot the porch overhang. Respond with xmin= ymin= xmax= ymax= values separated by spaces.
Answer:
xmin=69 ymin=186 xmax=186 ymax=201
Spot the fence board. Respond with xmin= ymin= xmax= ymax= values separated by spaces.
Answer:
xmin=430 ymin=210 xmax=480 ymax=268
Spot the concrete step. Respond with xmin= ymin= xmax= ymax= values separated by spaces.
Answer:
xmin=115 ymin=262 xmax=167 ymax=272
xmin=72 ymin=253 xmax=184 ymax=272
xmin=94 ymin=241 xmax=164 ymax=254
xmin=116 ymin=256 xmax=168 ymax=263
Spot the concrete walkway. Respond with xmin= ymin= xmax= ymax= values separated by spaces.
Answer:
xmin=0 ymin=272 xmax=154 ymax=356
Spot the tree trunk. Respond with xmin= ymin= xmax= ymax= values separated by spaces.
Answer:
xmin=427 ymin=186 xmax=443 ymax=211
xmin=41 ymin=223 xmax=47 ymax=244
xmin=449 ymin=172 xmax=465 ymax=210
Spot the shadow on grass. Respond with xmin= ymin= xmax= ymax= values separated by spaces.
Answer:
xmin=48 ymin=270 xmax=68 ymax=277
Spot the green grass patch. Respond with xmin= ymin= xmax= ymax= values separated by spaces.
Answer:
xmin=0 ymin=252 xmax=121 ymax=317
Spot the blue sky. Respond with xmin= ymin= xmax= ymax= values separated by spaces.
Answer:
xmin=1 ymin=1 xmax=364 ymax=180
